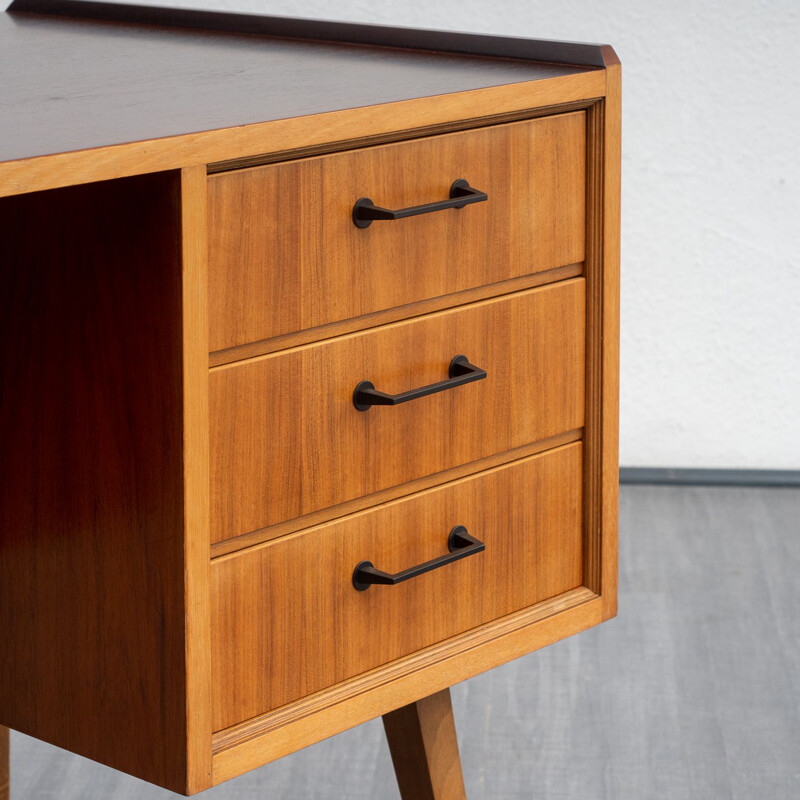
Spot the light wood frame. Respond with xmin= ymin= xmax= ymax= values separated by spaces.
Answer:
xmin=0 ymin=4 xmax=619 ymax=791
xmin=205 ymin=60 xmax=620 ymax=790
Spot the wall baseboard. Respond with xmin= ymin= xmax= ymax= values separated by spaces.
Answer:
xmin=619 ymin=467 xmax=800 ymax=488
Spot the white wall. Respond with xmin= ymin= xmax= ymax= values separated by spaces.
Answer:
xmin=125 ymin=0 xmax=800 ymax=468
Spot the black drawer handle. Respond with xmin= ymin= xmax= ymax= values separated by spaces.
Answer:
xmin=353 ymin=355 xmax=486 ymax=411
xmin=352 ymin=179 xmax=487 ymax=228
xmin=352 ymin=526 xmax=484 ymax=591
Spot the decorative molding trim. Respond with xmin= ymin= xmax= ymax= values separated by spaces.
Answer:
xmin=207 ymin=100 xmax=596 ymax=174
xmin=620 ymin=467 xmax=800 ymax=488
xmin=211 ymin=586 xmax=599 ymax=755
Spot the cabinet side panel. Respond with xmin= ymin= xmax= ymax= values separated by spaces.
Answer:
xmin=583 ymin=69 xmax=620 ymax=615
xmin=0 ymin=174 xmax=189 ymax=792
xmin=600 ymin=63 xmax=621 ymax=619
xmin=181 ymin=166 xmax=213 ymax=794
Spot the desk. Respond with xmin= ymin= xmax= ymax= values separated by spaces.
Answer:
xmin=0 ymin=2 xmax=620 ymax=795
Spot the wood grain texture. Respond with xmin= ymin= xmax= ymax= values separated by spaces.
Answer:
xmin=211 ymin=443 xmax=583 ymax=730
xmin=0 ymin=174 xmax=190 ymax=792
xmin=209 ymin=279 xmax=585 ymax=543
xmin=600 ymin=63 xmax=621 ymax=620
xmin=13 ymin=486 xmax=800 ymax=799
xmin=208 ymin=262 xmax=584 ymax=368
xmin=0 ymin=726 xmax=7 ymax=800
xmin=582 ymin=68 xmax=620 ymax=618
xmin=212 ymin=586 xmax=596 ymax=757
xmin=207 ymin=100 xmax=594 ymax=175
xmin=0 ymin=70 xmax=606 ymax=199
xmin=383 ymin=689 xmax=466 ymax=800
xmin=208 ymin=112 xmax=586 ymax=350
xmin=210 ymin=430 xmax=582 ymax=558
xmin=211 ymin=588 xmax=601 ymax=785
xmin=0 ymin=19 xmax=620 ymax=793
xmin=180 ymin=167 xmax=213 ymax=794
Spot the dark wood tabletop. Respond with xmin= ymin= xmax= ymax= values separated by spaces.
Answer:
xmin=1 ymin=0 xmax=597 ymax=165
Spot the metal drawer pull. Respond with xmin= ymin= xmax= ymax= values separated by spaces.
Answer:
xmin=352 ymin=526 xmax=484 ymax=591
xmin=353 ymin=355 xmax=486 ymax=411
xmin=352 ymin=179 xmax=487 ymax=228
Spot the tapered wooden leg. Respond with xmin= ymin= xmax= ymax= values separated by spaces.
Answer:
xmin=0 ymin=725 xmax=9 ymax=800
xmin=382 ymin=688 xmax=466 ymax=800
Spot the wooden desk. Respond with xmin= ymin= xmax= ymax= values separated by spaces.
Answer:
xmin=0 ymin=2 xmax=620 ymax=795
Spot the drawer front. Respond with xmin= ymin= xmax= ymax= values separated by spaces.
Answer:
xmin=208 ymin=112 xmax=586 ymax=352
xmin=211 ymin=442 xmax=583 ymax=730
xmin=210 ymin=279 xmax=585 ymax=544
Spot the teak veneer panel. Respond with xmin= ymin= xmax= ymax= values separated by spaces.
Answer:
xmin=210 ymin=430 xmax=582 ymax=558
xmin=599 ymin=62 xmax=621 ymax=619
xmin=179 ymin=166 xmax=214 ymax=793
xmin=211 ymin=443 xmax=583 ymax=730
xmin=582 ymin=67 xmax=620 ymax=616
xmin=208 ymin=112 xmax=586 ymax=350
xmin=209 ymin=279 xmax=585 ymax=543
xmin=0 ymin=174 xmax=195 ymax=792
xmin=382 ymin=689 xmax=466 ymax=800
xmin=0 ymin=3 xmax=620 ymax=792
xmin=210 ymin=587 xmax=602 ymax=784
xmin=208 ymin=262 xmax=585 ymax=368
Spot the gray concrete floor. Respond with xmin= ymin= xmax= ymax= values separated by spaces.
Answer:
xmin=8 ymin=485 xmax=800 ymax=799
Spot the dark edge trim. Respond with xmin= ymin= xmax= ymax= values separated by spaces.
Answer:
xmin=620 ymin=467 xmax=800 ymax=488
xmin=6 ymin=0 xmax=613 ymax=68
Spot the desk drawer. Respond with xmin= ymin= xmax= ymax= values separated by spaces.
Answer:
xmin=210 ymin=279 xmax=585 ymax=544
xmin=211 ymin=442 xmax=583 ymax=730
xmin=208 ymin=112 xmax=586 ymax=352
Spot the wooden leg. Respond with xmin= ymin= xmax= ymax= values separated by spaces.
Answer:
xmin=382 ymin=688 xmax=466 ymax=800
xmin=0 ymin=725 xmax=9 ymax=800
